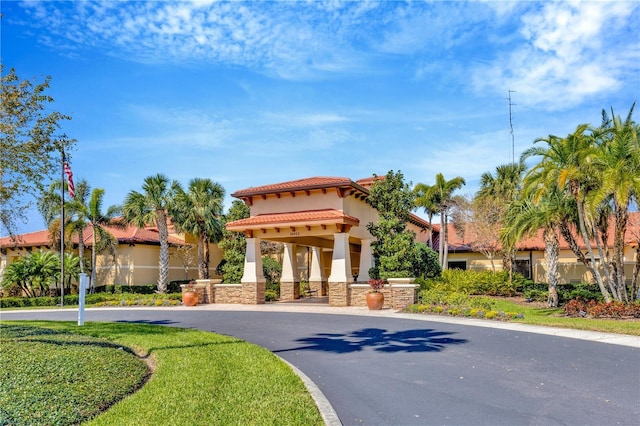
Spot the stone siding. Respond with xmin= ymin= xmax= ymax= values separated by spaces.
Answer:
xmin=214 ymin=284 xmax=242 ymax=304
xmin=348 ymin=282 xmax=417 ymax=309
xmin=280 ymin=280 xmax=299 ymax=301
xmin=242 ymin=281 xmax=266 ymax=304
xmin=328 ymin=282 xmax=349 ymax=306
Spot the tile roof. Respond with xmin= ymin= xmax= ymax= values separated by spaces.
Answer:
xmin=0 ymin=223 xmax=185 ymax=248
xmin=231 ymin=176 xmax=363 ymax=197
xmin=226 ymin=209 xmax=360 ymax=229
xmin=446 ymin=211 xmax=640 ymax=252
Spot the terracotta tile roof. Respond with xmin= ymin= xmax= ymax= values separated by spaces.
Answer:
xmin=446 ymin=211 xmax=640 ymax=252
xmin=0 ymin=230 xmax=51 ymax=248
xmin=231 ymin=176 xmax=364 ymax=198
xmin=355 ymin=176 xmax=383 ymax=188
xmin=0 ymin=223 xmax=185 ymax=249
xmin=226 ymin=209 xmax=360 ymax=229
xmin=409 ymin=213 xmax=431 ymax=230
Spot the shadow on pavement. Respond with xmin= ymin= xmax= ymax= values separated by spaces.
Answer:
xmin=274 ymin=327 xmax=467 ymax=354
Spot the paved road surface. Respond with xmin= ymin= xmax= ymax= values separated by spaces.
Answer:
xmin=2 ymin=306 xmax=639 ymax=425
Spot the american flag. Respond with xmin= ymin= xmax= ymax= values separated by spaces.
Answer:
xmin=63 ymin=161 xmax=75 ymax=198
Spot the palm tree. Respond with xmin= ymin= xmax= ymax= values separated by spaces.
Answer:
xmin=123 ymin=174 xmax=179 ymax=293
xmin=66 ymin=180 xmax=91 ymax=274
xmin=69 ymin=187 xmax=123 ymax=292
xmin=25 ymin=250 xmax=60 ymax=297
xmin=502 ymin=186 xmax=571 ymax=307
xmin=477 ymin=162 xmax=525 ymax=201
xmin=476 ymin=162 xmax=525 ymax=273
xmin=38 ymin=179 xmax=90 ymax=271
xmin=413 ymin=182 xmax=438 ymax=249
xmin=62 ymin=251 xmax=81 ymax=295
xmin=589 ymin=103 xmax=639 ymax=301
xmin=521 ymin=125 xmax=615 ymax=302
xmin=170 ymin=178 xmax=225 ymax=279
xmin=432 ymin=173 xmax=466 ymax=269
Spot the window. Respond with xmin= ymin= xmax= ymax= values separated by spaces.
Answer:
xmin=514 ymin=259 xmax=531 ymax=279
xmin=448 ymin=261 xmax=467 ymax=271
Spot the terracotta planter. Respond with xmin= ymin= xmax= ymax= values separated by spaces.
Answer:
xmin=182 ymin=291 xmax=198 ymax=306
xmin=366 ymin=291 xmax=384 ymax=310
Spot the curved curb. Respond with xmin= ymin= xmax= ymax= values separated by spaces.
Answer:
xmin=4 ymin=304 xmax=639 ymax=348
xmin=280 ymin=358 xmax=342 ymax=426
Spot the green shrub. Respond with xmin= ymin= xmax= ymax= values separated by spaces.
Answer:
xmin=419 ymin=289 xmax=450 ymax=305
xmin=469 ymin=296 xmax=495 ymax=311
xmin=524 ymin=289 xmax=548 ymax=302
xmin=265 ymin=290 xmax=278 ymax=302
xmin=422 ymin=269 xmax=519 ymax=296
xmin=0 ymin=297 xmax=25 ymax=308
xmin=412 ymin=243 xmax=441 ymax=279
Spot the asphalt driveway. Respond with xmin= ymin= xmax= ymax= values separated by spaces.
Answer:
xmin=2 ymin=306 xmax=638 ymax=425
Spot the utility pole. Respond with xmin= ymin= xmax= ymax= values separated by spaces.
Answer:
xmin=507 ymin=90 xmax=516 ymax=164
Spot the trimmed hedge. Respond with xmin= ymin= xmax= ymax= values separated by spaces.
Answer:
xmin=0 ymin=292 xmax=182 ymax=309
xmin=422 ymin=269 xmax=523 ymax=296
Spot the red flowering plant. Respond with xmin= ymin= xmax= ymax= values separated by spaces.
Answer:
xmin=368 ymin=279 xmax=386 ymax=293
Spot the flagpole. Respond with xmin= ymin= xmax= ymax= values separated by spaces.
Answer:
xmin=60 ymin=153 xmax=65 ymax=307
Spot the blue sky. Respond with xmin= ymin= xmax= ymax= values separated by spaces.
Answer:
xmin=2 ymin=0 xmax=639 ymax=236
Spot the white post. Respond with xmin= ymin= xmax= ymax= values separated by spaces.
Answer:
xmin=357 ymin=239 xmax=373 ymax=282
xmin=281 ymin=243 xmax=298 ymax=282
xmin=309 ymin=246 xmax=326 ymax=282
xmin=328 ymin=233 xmax=353 ymax=283
xmin=78 ymin=273 xmax=88 ymax=326
xmin=241 ymin=238 xmax=265 ymax=283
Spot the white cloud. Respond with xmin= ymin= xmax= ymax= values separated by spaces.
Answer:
xmin=471 ymin=1 xmax=639 ymax=110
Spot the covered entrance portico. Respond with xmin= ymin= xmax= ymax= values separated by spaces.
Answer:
xmin=227 ymin=208 xmax=374 ymax=306
xmin=224 ymin=176 xmax=421 ymax=308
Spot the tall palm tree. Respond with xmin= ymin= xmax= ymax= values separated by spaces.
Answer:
xmin=38 ymin=179 xmax=90 ymax=272
xmin=522 ymin=125 xmax=614 ymax=302
xmin=413 ymin=182 xmax=438 ymax=249
xmin=477 ymin=162 xmax=525 ymax=201
xmin=589 ymin=103 xmax=639 ymax=301
xmin=69 ymin=187 xmax=123 ymax=292
xmin=123 ymin=174 xmax=179 ymax=293
xmin=170 ymin=178 xmax=225 ymax=279
xmin=502 ymin=186 xmax=571 ymax=307
xmin=432 ymin=173 xmax=466 ymax=269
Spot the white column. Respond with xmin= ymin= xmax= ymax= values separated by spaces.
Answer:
xmin=281 ymin=243 xmax=298 ymax=282
xmin=357 ymin=239 xmax=373 ymax=282
xmin=309 ymin=246 xmax=326 ymax=282
xmin=241 ymin=238 xmax=265 ymax=283
xmin=328 ymin=233 xmax=353 ymax=283
xmin=0 ymin=253 xmax=6 ymax=279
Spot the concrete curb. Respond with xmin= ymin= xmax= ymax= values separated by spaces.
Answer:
xmin=4 ymin=304 xmax=638 ymax=348
xmin=280 ymin=359 xmax=342 ymax=426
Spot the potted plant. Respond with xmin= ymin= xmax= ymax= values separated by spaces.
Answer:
xmin=182 ymin=281 xmax=198 ymax=306
xmin=366 ymin=279 xmax=386 ymax=310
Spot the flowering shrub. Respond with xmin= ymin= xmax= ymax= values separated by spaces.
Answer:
xmin=404 ymin=304 xmax=523 ymax=320
xmin=563 ymin=298 xmax=640 ymax=318
xmin=368 ymin=279 xmax=386 ymax=292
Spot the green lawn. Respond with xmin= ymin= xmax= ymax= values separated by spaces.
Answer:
xmin=491 ymin=299 xmax=640 ymax=336
xmin=0 ymin=321 xmax=323 ymax=426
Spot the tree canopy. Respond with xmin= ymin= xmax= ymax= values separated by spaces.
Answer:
xmin=1 ymin=66 xmax=75 ymax=236
xmin=367 ymin=170 xmax=416 ymax=279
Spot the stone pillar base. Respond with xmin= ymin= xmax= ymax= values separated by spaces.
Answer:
xmin=387 ymin=278 xmax=418 ymax=309
xmin=328 ymin=282 xmax=349 ymax=306
xmin=309 ymin=280 xmax=327 ymax=296
xmin=242 ymin=281 xmax=266 ymax=304
xmin=280 ymin=280 xmax=300 ymax=300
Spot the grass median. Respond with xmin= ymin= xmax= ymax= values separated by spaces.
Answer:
xmin=0 ymin=321 xmax=323 ymax=425
xmin=491 ymin=299 xmax=640 ymax=336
